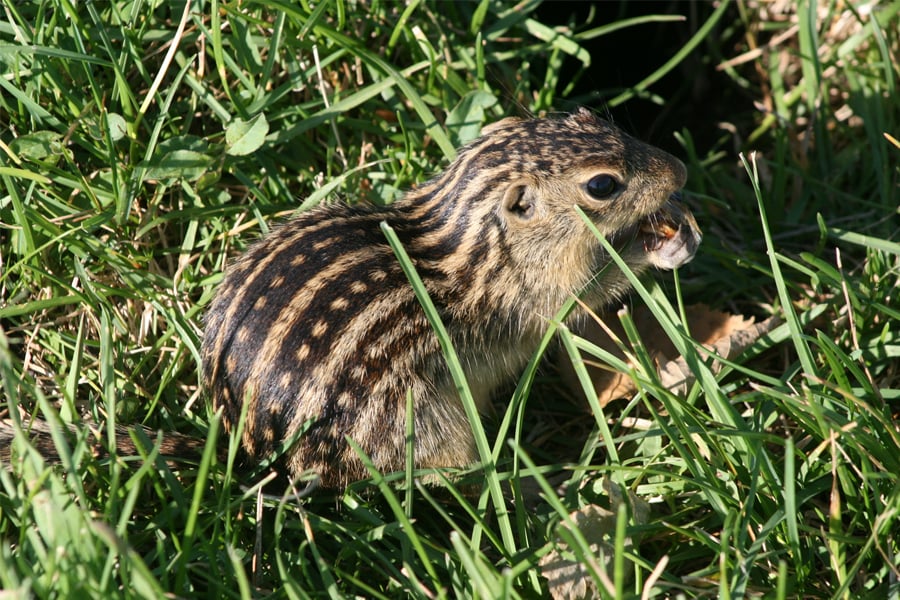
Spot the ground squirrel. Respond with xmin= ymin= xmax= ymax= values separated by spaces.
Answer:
xmin=201 ymin=108 xmax=701 ymax=489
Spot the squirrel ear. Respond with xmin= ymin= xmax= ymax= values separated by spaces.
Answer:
xmin=571 ymin=107 xmax=601 ymax=125
xmin=502 ymin=184 xmax=536 ymax=220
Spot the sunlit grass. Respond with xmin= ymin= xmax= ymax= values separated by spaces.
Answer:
xmin=1 ymin=1 xmax=898 ymax=597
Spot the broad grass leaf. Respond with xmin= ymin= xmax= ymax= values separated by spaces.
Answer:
xmin=225 ymin=113 xmax=269 ymax=156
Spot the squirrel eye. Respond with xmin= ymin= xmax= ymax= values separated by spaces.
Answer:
xmin=586 ymin=174 xmax=619 ymax=199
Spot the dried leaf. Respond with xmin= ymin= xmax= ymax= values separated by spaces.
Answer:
xmin=539 ymin=481 xmax=649 ymax=600
xmin=562 ymin=304 xmax=780 ymax=404
xmin=659 ymin=314 xmax=781 ymax=396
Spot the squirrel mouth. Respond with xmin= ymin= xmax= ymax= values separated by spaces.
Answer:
xmin=639 ymin=192 xmax=702 ymax=270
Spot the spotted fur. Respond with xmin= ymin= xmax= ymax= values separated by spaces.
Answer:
xmin=201 ymin=108 xmax=701 ymax=488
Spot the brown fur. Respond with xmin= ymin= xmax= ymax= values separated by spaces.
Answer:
xmin=0 ymin=418 xmax=206 ymax=467
xmin=202 ymin=109 xmax=701 ymax=488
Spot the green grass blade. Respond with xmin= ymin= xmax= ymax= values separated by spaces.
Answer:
xmin=380 ymin=221 xmax=516 ymax=557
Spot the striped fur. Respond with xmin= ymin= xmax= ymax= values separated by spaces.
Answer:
xmin=201 ymin=108 xmax=700 ymax=488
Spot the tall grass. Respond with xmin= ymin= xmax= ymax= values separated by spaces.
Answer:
xmin=1 ymin=1 xmax=898 ymax=597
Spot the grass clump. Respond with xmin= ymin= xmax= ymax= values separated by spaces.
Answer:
xmin=1 ymin=1 xmax=898 ymax=598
